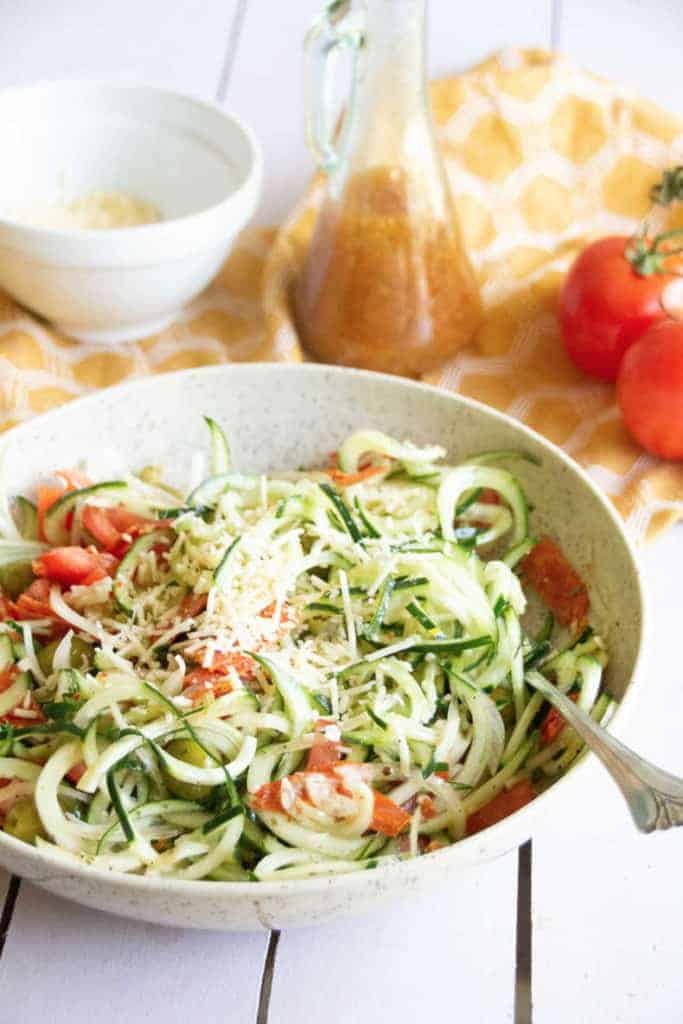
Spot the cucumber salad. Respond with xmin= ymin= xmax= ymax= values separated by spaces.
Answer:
xmin=0 ymin=422 xmax=614 ymax=882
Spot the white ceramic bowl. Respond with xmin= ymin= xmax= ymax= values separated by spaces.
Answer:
xmin=0 ymin=365 xmax=644 ymax=930
xmin=0 ymin=82 xmax=262 ymax=344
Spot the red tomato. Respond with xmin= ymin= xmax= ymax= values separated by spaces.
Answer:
xmin=13 ymin=578 xmax=59 ymax=621
xmin=326 ymin=462 xmax=390 ymax=487
xmin=182 ymin=668 xmax=233 ymax=704
xmin=66 ymin=762 xmax=86 ymax=784
xmin=559 ymin=236 xmax=675 ymax=380
xmin=466 ymin=779 xmax=536 ymax=836
xmin=81 ymin=505 xmax=121 ymax=551
xmin=418 ymin=795 xmax=438 ymax=820
xmin=80 ymin=558 xmax=118 ymax=587
xmin=82 ymin=505 xmax=163 ymax=553
xmin=369 ymin=791 xmax=412 ymax=837
xmin=105 ymin=508 xmax=161 ymax=535
xmin=177 ymin=593 xmax=208 ymax=619
xmin=194 ymin=649 xmax=257 ymax=681
xmin=520 ymin=535 xmax=589 ymax=630
xmin=617 ymin=321 xmax=683 ymax=459
xmin=0 ymin=594 xmax=17 ymax=622
xmin=540 ymin=692 xmax=579 ymax=747
xmin=0 ymin=667 xmax=17 ymax=693
xmin=33 ymin=546 xmax=115 ymax=586
xmin=251 ymin=778 xmax=285 ymax=813
xmin=37 ymin=486 xmax=65 ymax=541
xmin=0 ymin=666 xmax=46 ymax=725
xmin=305 ymin=721 xmax=342 ymax=771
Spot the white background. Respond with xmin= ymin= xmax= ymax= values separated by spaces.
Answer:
xmin=0 ymin=2 xmax=682 ymax=1021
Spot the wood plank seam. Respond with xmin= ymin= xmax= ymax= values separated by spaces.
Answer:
xmin=215 ymin=0 xmax=249 ymax=104
xmin=256 ymin=930 xmax=280 ymax=1024
xmin=0 ymin=876 xmax=21 ymax=960
xmin=514 ymin=841 xmax=533 ymax=1024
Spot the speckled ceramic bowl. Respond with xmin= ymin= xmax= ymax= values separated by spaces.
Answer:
xmin=0 ymin=364 xmax=644 ymax=930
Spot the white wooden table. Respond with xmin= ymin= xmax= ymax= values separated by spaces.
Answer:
xmin=0 ymin=3 xmax=682 ymax=1021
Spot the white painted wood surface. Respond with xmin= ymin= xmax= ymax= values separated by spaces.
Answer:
xmin=0 ymin=2 xmax=681 ymax=1021
xmin=559 ymin=0 xmax=683 ymax=113
xmin=0 ymin=0 xmax=238 ymax=98
xmin=271 ymin=854 xmax=519 ymax=1024
xmin=0 ymin=881 xmax=270 ymax=1024
xmin=532 ymin=531 xmax=683 ymax=1024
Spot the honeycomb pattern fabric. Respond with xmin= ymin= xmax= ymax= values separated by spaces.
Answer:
xmin=0 ymin=227 xmax=279 ymax=427
xmin=1 ymin=49 xmax=682 ymax=541
xmin=265 ymin=49 xmax=683 ymax=543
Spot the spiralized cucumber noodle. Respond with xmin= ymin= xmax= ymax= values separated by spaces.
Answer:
xmin=0 ymin=423 xmax=614 ymax=882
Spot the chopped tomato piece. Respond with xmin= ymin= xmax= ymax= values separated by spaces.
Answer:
xmin=36 ymin=470 xmax=96 ymax=541
xmin=0 ymin=667 xmax=17 ymax=693
xmin=540 ymin=691 xmax=579 ymax=747
xmin=2 ymin=707 xmax=46 ymax=728
xmin=0 ymin=593 xmax=17 ymax=622
xmin=105 ymin=508 xmax=162 ymax=536
xmin=37 ymin=486 xmax=65 ymax=541
xmin=56 ymin=468 xmax=92 ymax=490
xmin=520 ymin=535 xmax=589 ymax=629
xmin=66 ymin=762 xmax=86 ymax=784
xmin=193 ymin=649 xmax=257 ymax=681
xmin=466 ymin=779 xmax=536 ymax=836
xmin=81 ymin=505 xmax=121 ymax=551
xmin=112 ymin=539 xmax=129 ymax=560
xmin=83 ymin=551 xmax=118 ymax=586
xmin=251 ymin=778 xmax=284 ymax=813
xmin=82 ymin=505 xmax=164 ymax=554
xmin=177 ymin=593 xmax=208 ymax=619
xmin=259 ymin=600 xmax=296 ymax=625
xmin=182 ymin=668 xmax=233 ymax=704
xmin=33 ymin=546 xmax=117 ymax=587
xmin=37 ymin=470 xmax=96 ymax=541
xmin=305 ymin=720 xmax=342 ymax=771
xmin=0 ymin=668 xmax=45 ymax=724
xmin=418 ymin=795 xmax=438 ymax=820
xmin=254 ymin=601 xmax=297 ymax=646
xmin=369 ymin=791 xmax=412 ymax=837
xmin=479 ymin=488 xmax=501 ymax=505
xmin=326 ymin=462 xmax=390 ymax=487
xmin=14 ymin=578 xmax=59 ymax=621
xmin=212 ymin=650 xmax=257 ymax=680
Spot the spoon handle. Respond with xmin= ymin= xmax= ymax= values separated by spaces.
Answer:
xmin=526 ymin=671 xmax=683 ymax=833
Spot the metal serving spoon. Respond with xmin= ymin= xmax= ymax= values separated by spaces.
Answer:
xmin=526 ymin=672 xmax=683 ymax=832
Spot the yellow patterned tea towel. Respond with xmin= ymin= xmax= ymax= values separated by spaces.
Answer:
xmin=265 ymin=48 xmax=683 ymax=542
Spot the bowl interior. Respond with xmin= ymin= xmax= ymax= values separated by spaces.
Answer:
xmin=0 ymin=82 xmax=255 ymax=223
xmin=5 ymin=364 xmax=641 ymax=704
xmin=0 ymin=364 xmax=644 ymax=928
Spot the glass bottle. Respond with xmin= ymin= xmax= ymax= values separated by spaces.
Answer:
xmin=294 ymin=0 xmax=482 ymax=377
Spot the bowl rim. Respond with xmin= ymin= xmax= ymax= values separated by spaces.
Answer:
xmin=0 ymin=79 xmax=263 ymax=253
xmin=0 ymin=362 xmax=647 ymax=899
